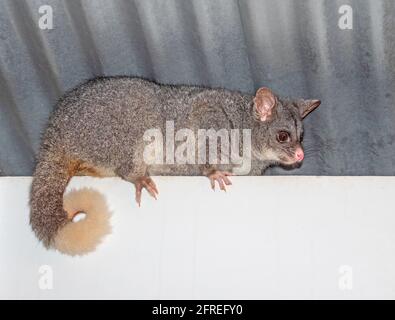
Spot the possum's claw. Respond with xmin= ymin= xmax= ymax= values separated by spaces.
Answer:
xmin=134 ymin=176 xmax=158 ymax=206
xmin=208 ymin=171 xmax=232 ymax=192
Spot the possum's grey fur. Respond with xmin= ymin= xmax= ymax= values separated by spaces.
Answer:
xmin=29 ymin=76 xmax=320 ymax=255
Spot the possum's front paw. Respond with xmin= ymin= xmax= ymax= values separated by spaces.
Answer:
xmin=134 ymin=176 xmax=158 ymax=207
xmin=207 ymin=171 xmax=232 ymax=192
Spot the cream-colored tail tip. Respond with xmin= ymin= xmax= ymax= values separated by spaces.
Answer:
xmin=53 ymin=188 xmax=112 ymax=256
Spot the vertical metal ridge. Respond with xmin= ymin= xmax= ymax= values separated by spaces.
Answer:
xmin=119 ymin=0 xmax=156 ymax=79
xmin=6 ymin=0 xmax=63 ymax=101
xmin=63 ymin=0 xmax=104 ymax=77
xmin=0 ymin=66 xmax=35 ymax=175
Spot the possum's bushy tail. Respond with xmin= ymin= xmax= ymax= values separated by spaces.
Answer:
xmin=29 ymin=155 xmax=111 ymax=256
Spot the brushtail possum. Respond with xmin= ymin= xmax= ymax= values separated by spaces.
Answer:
xmin=30 ymin=76 xmax=321 ymax=255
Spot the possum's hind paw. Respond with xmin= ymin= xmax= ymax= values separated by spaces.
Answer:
xmin=207 ymin=171 xmax=232 ymax=192
xmin=134 ymin=176 xmax=158 ymax=206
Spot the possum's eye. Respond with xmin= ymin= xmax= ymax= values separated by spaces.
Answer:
xmin=277 ymin=131 xmax=290 ymax=143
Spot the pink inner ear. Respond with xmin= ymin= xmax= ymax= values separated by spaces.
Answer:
xmin=257 ymin=104 xmax=270 ymax=121
xmin=254 ymin=87 xmax=277 ymax=121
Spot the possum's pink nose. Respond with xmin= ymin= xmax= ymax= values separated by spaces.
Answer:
xmin=295 ymin=148 xmax=304 ymax=162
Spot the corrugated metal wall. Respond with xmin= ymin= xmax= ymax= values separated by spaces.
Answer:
xmin=0 ymin=0 xmax=394 ymax=176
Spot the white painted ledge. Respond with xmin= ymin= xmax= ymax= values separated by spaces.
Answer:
xmin=0 ymin=176 xmax=395 ymax=299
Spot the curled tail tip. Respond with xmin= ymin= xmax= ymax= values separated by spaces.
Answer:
xmin=53 ymin=188 xmax=112 ymax=256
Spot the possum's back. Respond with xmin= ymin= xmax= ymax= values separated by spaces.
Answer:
xmin=41 ymin=77 xmax=163 ymax=162
xmin=47 ymin=76 xmax=217 ymax=142
xmin=50 ymin=76 xmax=208 ymax=130
xmin=42 ymin=76 xmax=246 ymax=164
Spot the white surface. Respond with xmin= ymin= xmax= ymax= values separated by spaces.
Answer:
xmin=0 ymin=176 xmax=395 ymax=299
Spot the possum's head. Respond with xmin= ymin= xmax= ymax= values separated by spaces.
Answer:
xmin=251 ymin=87 xmax=321 ymax=167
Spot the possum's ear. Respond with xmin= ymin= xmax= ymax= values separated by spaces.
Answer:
xmin=253 ymin=87 xmax=277 ymax=122
xmin=294 ymin=99 xmax=321 ymax=119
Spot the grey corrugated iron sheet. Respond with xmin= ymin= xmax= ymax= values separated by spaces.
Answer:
xmin=0 ymin=0 xmax=394 ymax=176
